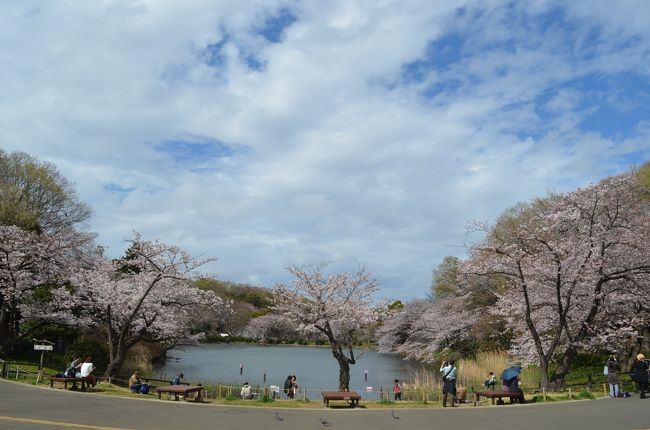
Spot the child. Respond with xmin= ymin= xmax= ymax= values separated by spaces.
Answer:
xmin=484 ymin=372 xmax=496 ymax=389
xmin=394 ymin=379 xmax=402 ymax=400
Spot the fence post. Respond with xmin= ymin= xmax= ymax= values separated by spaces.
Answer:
xmin=542 ymin=387 xmax=546 ymax=401
xmin=568 ymin=388 xmax=572 ymax=400
xmin=603 ymin=383 xmax=607 ymax=397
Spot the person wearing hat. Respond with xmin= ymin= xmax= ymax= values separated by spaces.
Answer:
xmin=630 ymin=353 xmax=649 ymax=399
xmin=240 ymin=381 xmax=253 ymax=399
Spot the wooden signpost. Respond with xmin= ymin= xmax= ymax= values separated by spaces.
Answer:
xmin=34 ymin=341 xmax=54 ymax=384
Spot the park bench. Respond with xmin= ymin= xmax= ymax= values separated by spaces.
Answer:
xmin=49 ymin=375 xmax=92 ymax=390
xmin=155 ymin=385 xmax=204 ymax=402
xmin=321 ymin=390 xmax=362 ymax=408
xmin=473 ymin=390 xmax=522 ymax=406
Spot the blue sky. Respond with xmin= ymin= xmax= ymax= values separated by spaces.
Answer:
xmin=1 ymin=0 xmax=649 ymax=300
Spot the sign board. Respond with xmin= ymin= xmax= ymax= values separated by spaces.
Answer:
xmin=34 ymin=344 xmax=53 ymax=351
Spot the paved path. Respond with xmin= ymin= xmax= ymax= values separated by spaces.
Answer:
xmin=1 ymin=380 xmax=648 ymax=430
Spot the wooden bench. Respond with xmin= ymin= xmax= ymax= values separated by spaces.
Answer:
xmin=321 ymin=391 xmax=362 ymax=408
xmin=155 ymin=385 xmax=204 ymax=402
xmin=49 ymin=376 xmax=91 ymax=390
xmin=473 ymin=390 xmax=521 ymax=406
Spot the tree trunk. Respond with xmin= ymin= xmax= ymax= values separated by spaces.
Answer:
xmin=328 ymin=339 xmax=354 ymax=391
xmin=104 ymin=311 xmax=127 ymax=378
xmin=105 ymin=343 xmax=127 ymax=378
xmin=539 ymin=355 xmax=550 ymax=391
xmin=0 ymin=307 xmax=10 ymax=344
xmin=333 ymin=352 xmax=351 ymax=391
xmin=549 ymin=345 xmax=578 ymax=389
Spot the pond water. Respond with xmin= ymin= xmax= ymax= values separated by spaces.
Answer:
xmin=154 ymin=343 xmax=425 ymax=397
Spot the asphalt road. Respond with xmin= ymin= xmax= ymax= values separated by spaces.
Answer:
xmin=1 ymin=379 xmax=648 ymax=430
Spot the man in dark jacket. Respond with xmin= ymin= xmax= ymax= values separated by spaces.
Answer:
xmin=631 ymin=354 xmax=649 ymax=399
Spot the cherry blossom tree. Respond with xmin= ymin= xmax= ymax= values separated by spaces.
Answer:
xmin=376 ymin=300 xmax=429 ymax=355
xmin=378 ymin=294 xmax=481 ymax=362
xmin=0 ymin=225 xmax=95 ymax=356
xmin=72 ymin=234 xmax=227 ymax=377
xmin=465 ymin=172 xmax=650 ymax=388
xmin=274 ymin=264 xmax=385 ymax=391
xmin=244 ymin=314 xmax=299 ymax=343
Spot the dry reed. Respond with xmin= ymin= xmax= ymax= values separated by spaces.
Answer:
xmin=403 ymin=351 xmax=536 ymax=392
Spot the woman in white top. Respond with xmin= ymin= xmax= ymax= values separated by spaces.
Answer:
xmin=79 ymin=356 xmax=97 ymax=387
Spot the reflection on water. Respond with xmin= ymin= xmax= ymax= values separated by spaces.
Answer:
xmin=154 ymin=343 xmax=425 ymax=395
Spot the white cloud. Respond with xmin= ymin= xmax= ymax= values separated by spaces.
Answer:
xmin=1 ymin=0 xmax=649 ymax=300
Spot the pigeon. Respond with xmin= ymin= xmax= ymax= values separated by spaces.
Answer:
xmin=391 ymin=410 xmax=400 ymax=419
xmin=275 ymin=412 xmax=284 ymax=421
xmin=319 ymin=417 xmax=332 ymax=427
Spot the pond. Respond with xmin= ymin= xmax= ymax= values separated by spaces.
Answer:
xmin=153 ymin=343 xmax=426 ymax=398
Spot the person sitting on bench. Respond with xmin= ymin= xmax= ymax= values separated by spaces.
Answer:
xmin=79 ymin=356 xmax=97 ymax=388
xmin=502 ymin=376 xmax=525 ymax=403
xmin=484 ymin=372 xmax=496 ymax=389
xmin=65 ymin=357 xmax=82 ymax=378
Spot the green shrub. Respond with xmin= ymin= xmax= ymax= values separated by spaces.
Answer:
xmin=258 ymin=394 xmax=274 ymax=403
xmin=575 ymin=389 xmax=594 ymax=400
xmin=64 ymin=336 xmax=109 ymax=370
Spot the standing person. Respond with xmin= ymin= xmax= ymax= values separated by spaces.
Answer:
xmin=291 ymin=375 xmax=298 ymax=399
xmin=606 ymin=355 xmax=621 ymax=398
xmin=439 ymin=359 xmax=457 ymax=407
xmin=631 ymin=354 xmax=649 ymax=399
xmin=394 ymin=379 xmax=402 ymax=400
xmin=284 ymin=375 xmax=293 ymax=399
xmin=79 ymin=356 xmax=97 ymax=388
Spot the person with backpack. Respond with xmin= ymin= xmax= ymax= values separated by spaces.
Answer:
xmin=631 ymin=354 xmax=649 ymax=399
xmin=439 ymin=359 xmax=457 ymax=407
